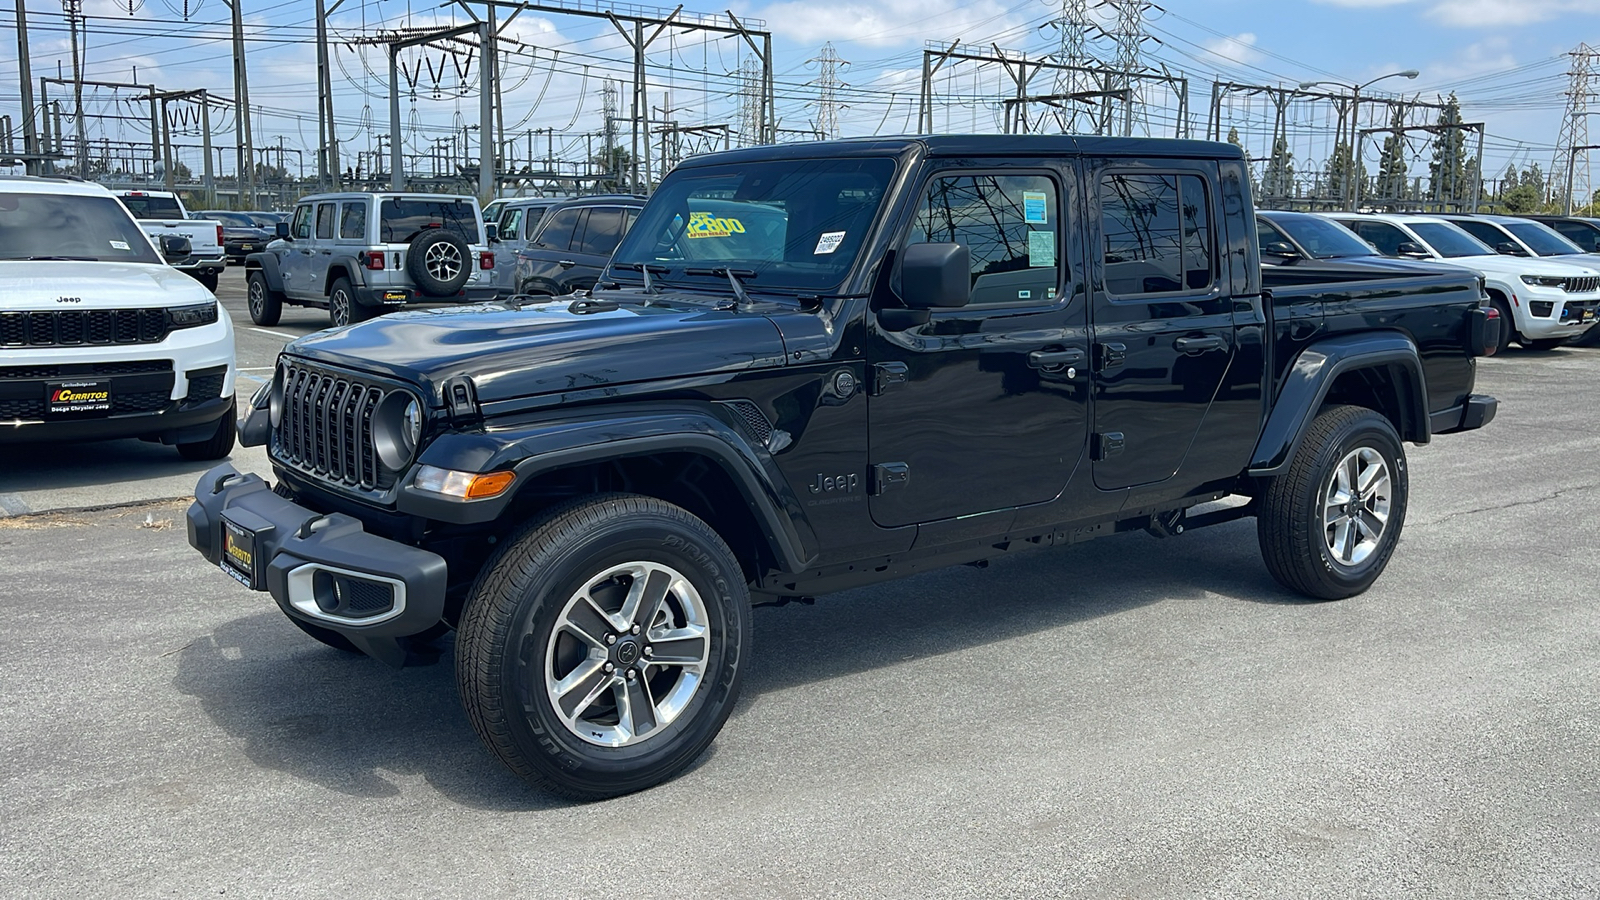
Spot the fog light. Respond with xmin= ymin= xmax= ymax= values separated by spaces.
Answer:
xmin=412 ymin=465 xmax=516 ymax=500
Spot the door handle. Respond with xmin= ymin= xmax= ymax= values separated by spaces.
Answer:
xmin=1028 ymin=348 xmax=1085 ymax=369
xmin=558 ymin=259 xmax=577 ymax=268
xmin=1174 ymin=335 xmax=1226 ymax=354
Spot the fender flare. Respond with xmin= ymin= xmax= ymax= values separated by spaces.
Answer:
xmin=324 ymin=256 xmax=367 ymax=293
xmin=396 ymin=405 xmax=817 ymax=574
xmin=1249 ymin=331 xmax=1429 ymax=477
xmin=244 ymin=251 xmax=286 ymax=296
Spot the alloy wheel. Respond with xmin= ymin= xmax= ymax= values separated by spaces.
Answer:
xmin=1322 ymin=446 xmax=1392 ymax=567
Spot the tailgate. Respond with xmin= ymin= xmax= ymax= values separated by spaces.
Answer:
xmin=143 ymin=220 xmax=222 ymax=253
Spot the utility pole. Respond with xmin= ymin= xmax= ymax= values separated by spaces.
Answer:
xmin=15 ymin=0 xmax=39 ymax=173
xmin=314 ymin=0 xmax=349 ymax=190
xmin=1097 ymin=0 xmax=1152 ymax=137
xmin=1553 ymin=44 xmax=1599 ymax=214
xmin=222 ymin=0 xmax=255 ymax=207
xmin=62 ymin=0 xmax=88 ymax=175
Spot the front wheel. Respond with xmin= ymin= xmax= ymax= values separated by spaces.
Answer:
xmin=247 ymin=271 xmax=282 ymax=326
xmin=176 ymin=401 xmax=237 ymax=461
xmin=1257 ymin=404 xmax=1408 ymax=600
xmin=456 ymin=494 xmax=751 ymax=799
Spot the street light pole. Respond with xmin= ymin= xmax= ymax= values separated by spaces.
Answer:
xmin=1301 ymin=70 xmax=1418 ymax=210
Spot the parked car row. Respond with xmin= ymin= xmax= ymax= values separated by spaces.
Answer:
xmin=1258 ymin=209 xmax=1600 ymax=352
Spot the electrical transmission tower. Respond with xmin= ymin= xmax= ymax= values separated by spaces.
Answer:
xmin=737 ymin=57 xmax=764 ymax=146
xmin=1097 ymin=0 xmax=1153 ymax=137
xmin=1552 ymin=43 xmax=1600 ymax=213
xmin=807 ymin=43 xmax=849 ymax=139
xmin=1045 ymin=0 xmax=1094 ymax=133
xmin=601 ymin=78 xmax=619 ymax=175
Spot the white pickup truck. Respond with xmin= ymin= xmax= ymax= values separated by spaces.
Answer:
xmin=116 ymin=190 xmax=226 ymax=292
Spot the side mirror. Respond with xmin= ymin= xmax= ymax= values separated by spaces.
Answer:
xmin=1396 ymin=241 xmax=1430 ymax=258
xmin=484 ymin=222 xmax=499 ymax=243
xmin=1494 ymin=240 xmax=1527 ymax=256
xmin=160 ymin=235 xmax=192 ymax=263
xmin=1262 ymin=241 xmax=1299 ymax=257
xmin=901 ymin=242 xmax=970 ymax=309
xmin=275 ymin=221 xmax=291 ymax=240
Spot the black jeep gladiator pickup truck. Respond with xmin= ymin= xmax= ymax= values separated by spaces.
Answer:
xmin=187 ymin=136 xmax=1499 ymax=798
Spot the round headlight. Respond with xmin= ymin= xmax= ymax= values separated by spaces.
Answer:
xmin=268 ymin=370 xmax=284 ymax=428
xmin=373 ymin=391 xmax=423 ymax=470
xmin=403 ymin=399 xmax=421 ymax=452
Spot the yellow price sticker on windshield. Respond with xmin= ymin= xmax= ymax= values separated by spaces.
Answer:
xmin=686 ymin=212 xmax=746 ymax=239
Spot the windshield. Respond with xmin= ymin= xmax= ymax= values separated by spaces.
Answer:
xmin=1269 ymin=215 xmax=1375 ymax=258
xmin=1505 ymin=221 xmax=1585 ymax=256
xmin=611 ymin=157 xmax=896 ymax=292
xmin=119 ymin=194 xmax=184 ymax=219
xmin=379 ymin=198 xmax=480 ymax=243
xmin=0 ymin=192 xmax=161 ymax=263
xmin=1410 ymin=222 xmax=1494 ymax=258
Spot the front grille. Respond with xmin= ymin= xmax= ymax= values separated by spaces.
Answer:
xmin=1563 ymin=276 xmax=1600 ymax=293
xmin=0 ymin=398 xmax=43 ymax=419
xmin=184 ymin=366 xmax=227 ymax=402
xmin=0 ymin=309 xmax=170 ymax=347
xmin=718 ymin=399 xmax=773 ymax=445
xmin=0 ymin=360 xmax=172 ymax=380
xmin=273 ymin=360 xmax=395 ymax=492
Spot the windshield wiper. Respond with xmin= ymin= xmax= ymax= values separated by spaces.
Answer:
xmin=611 ymin=261 xmax=670 ymax=294
xmin=685 ymin=267 xmax=758 ymax=306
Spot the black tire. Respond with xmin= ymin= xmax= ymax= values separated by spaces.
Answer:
xmin=246 ymin=271 xmax=282 ymax=326
xmin=406 ymin=230 xmax=472 ymax=297
xmin=176 ymin=400 xmax=237 ymax=461
xmin=1489 ymin=296 xmax=1514 ymax=355
xmin=1257 ymin=404 xmax=1408 ymax=600
xmin=327 ymin=277 xmax=370 ymax=328
xmin=196 ymin=270 xmax=220 ymax=293
xmin=1570 ymin=323 xmax=1600 ymax=348
xmin=287 ymin=615 xmax=361 ymax=654
xmin=1523 ymin=338 xmax=1567 ymax=352
xmin=456 ymin=493 xmax=751 ymax=799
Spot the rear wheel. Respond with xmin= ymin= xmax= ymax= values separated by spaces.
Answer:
xmin=1489 ymin=296 xmax=1515 ymax=355
xmin=1258 ymin=404 xmax=1408 ymax=600
xmin=247 ymin=271 xmax=282 ymax=326
xmin=456 ymin=494 xmax=750 ymax=799
xmin=327 ymin=278 xmax=370 ymax=328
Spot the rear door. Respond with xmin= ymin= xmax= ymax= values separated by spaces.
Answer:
xmin=561 ymin=206 xmax=632 ymax=292
xmin=1087 ymin=160 xmax=1239 ymax=490
xmin=515 ymin=205 xmax=583 ymax=295
xmin=866 ymin=164 xmax=1090 ymax=528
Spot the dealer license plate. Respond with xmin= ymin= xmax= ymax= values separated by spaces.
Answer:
xmin=220 ymin=517 xmax=260 ymax=589
xmin=1582 ymin=307 xmax=1595 ymax=323
xmin=44 ymin=379 xmax=112 ymax=418
xmin=239 ymin=243 xmax=253 ymax=250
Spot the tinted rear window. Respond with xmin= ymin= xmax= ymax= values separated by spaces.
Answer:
xmin=378 ymin=198 xmax=478 ymax=244
xmin=119 ymin=195 xmax=184 ymax=219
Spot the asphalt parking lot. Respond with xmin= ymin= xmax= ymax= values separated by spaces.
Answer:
xmin=2 ymin=278 xmax=1598 ymax=897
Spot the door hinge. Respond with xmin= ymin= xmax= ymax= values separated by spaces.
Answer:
xmin=870 ymin=361 xmax=909 ymax=395
xmin=1091 ymin=432 xmax=1125 ymax=460
xmin=1096 ymin=342 xmax=1127 ymax=371
xmin=871 ymin=462 xmax=910 ymax=495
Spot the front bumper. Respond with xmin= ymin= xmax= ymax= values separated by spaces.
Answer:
xmin=1513 ymin=287 xmax=1599 ymax=339
xmin=187 ymin=464 xmax=448 ymax=667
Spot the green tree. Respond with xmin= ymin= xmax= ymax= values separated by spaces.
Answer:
xmin=591 ymin=145 xmax=635 ymax=191
xmin=1427 ymin=93 xmax=1468 ymax=207
xmin=1262 ymin=135 xmax=1296 ymax=200
xmin=1375 ymin=106 xmax=1409 ymax=201
xmin=1226 ymin=127 xmax=1260 ymax=197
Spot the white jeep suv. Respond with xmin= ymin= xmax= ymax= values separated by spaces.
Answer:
xmin=0 ymin=176 xmax=238 ymax=458
xmin=1328 ymin=212 xmax=1600 ymax=352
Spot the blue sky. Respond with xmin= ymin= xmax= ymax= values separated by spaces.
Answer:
xmin=1 ymin=0 xmax=1596 ymax=185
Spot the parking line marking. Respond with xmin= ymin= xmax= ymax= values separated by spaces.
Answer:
xmin=249 ymin=328 xmax=297 ymax=339
xmin=238 ymin=366 xmax=274 ymax=371
xmin=236 ymin=373 xmax=269 ymax=384
xmin=0 ymin=494 xmax=30 ymax=517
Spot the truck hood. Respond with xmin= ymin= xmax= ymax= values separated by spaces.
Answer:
xmin=285 ymin=294 xmax=792 ymax=406
xmin=0 ymin=261 xmax=216 ymax=310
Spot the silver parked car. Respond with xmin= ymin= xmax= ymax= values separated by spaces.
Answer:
xmin=242 ymin=191 xmax=496 ymax=327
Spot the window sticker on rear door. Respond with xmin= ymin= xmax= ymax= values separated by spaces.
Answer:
xmin=1023 ymin=190 xmax=1049 ymax=225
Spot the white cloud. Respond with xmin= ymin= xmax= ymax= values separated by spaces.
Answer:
xmin=1416 ymin=39 xmax=1518 ymax=86
xmin=1200 ymin=32 xmax=1261 ymax=67
xmin=750 ymin=0 xmax=1025 ymax=49
xmin=1428 ymin=0 xmax=1599 ymax=27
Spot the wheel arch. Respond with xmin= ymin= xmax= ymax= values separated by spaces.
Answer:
xmin=1249 ymin=331 xmax=1429 ymax=477
xmin=244 ymin=251 xmax=287 ymax=296
xmin=323 ymin=257 xmax=365 ymax=294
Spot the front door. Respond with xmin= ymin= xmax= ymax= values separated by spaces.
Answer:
xmin=1088 ymin=162 xmax=1238 ymax=490
xmin=278 ymin=204 xmax=315 ymax=300
xmin=867 ymin=165 xmax=1091 ymax=528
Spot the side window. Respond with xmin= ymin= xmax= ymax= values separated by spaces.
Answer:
xmin=535 ymin=207 xmax=582 ymax=251
xmin=291 ymin=205 xmax=312 ymax=240
xmin=1354 ymin=221 xmax=1406 ymax=256
xmin=1551 ymin=221 xmax=1599 ymax=250
xmin=907 ymin=173 xmax=1061 ymax=306
xmin=315 ymin=203 xmax=335 ymax=240
xmin=1453 ymin=220 xmax=1505 ymax=248
xmin=1257 ymin=220 xmax=1291 ymax=253
xmin=500 ymin=208 xmax=523 ymax=241
xmin=576 ymin=208 xmax=626 ymax=256
xmin=338 ymin=202 xmax=366 ymax=240
xmin=1100 ymin=172 xmax=1214 ymax=296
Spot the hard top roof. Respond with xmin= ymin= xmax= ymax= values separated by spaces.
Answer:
xmin=677 ymin=134 xmax=1245 ymax=169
